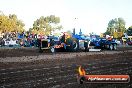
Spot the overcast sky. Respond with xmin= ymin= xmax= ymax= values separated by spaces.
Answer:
xmin=0 ymin=0 xmax=132 ymax=34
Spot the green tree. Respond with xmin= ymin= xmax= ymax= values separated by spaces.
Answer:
xmin=30 ymin=15 xmax=62 ymax=35
xmin=9 ymin=14 xmax=25 ymax=33
xmin=0 ymin=13 xmax=25 ymax=33
xmin=0 ymin=14 xmax=9 ymax=32
xmin=105 ymin=18 xmax=126 ymax=38
xmin=126 ymin=26 xmax=132 ymax=36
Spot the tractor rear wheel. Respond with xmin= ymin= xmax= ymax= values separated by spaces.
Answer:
xmin=66 ymin=38 xmax=79 ymax=52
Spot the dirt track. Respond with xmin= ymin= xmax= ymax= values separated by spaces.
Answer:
xmin=0 ymin=47 xmax=132 ymax=88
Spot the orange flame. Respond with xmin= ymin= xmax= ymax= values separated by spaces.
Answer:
xmin=78 ymin=66 xmax=86 ymax=76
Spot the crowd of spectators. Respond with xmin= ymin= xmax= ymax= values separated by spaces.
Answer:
xmin=0 ymin=32 xmax=130 ymax=48
xmin=0 ymin=32 xmax=45 ymax=47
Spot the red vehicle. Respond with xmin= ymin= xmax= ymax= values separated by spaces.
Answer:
xmin=127 ymin=41 xmax=132 ymax=45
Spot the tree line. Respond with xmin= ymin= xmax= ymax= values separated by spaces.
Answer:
xmin=105 ymin=17 xmax=132 ymax=38
xmin=0 ymin=12 xmax=62 ymax=36
xmin=0 ymin=13 xmax=25 ymax=33
xmin=29 ymin=15 xmax=62 ymax=35
xmin=0 ymin=11 xmax=132 ymax=38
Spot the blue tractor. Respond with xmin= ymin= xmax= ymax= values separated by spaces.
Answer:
xmin=38 ymin=28 xmax=89 ymax=53
xmin=66 ymin=28 xmax=89 ymax=52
